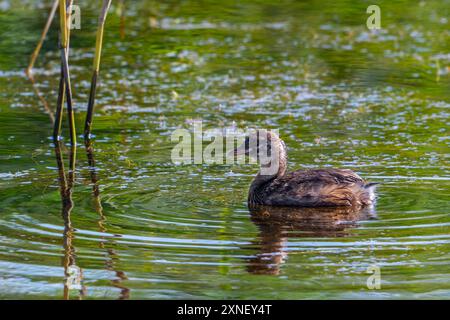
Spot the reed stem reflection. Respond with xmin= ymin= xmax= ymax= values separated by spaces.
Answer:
xmin=54 ymin=141 xmax=85 ymax=299
xmin=85 ymin=138 xmax=130 ymax=299
xmin=247 ymin=205 xmax=377 ymax=275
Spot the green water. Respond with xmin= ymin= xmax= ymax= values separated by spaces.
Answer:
xmin=0 ymin=0 xmax=449 ymax=299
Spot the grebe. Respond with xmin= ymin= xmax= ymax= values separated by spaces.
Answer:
xmin=233 ymin=130 xmax=377 ymax=207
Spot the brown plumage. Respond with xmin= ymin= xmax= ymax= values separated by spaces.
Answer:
xmin=233 ymin=130 xmax=377 ymax=208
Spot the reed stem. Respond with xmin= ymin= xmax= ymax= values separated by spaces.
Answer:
xmin=26 ymin=0 xmax=59 ymax=80
xmin=53 ymin=70 xmax=65 ymax=141
xmin=53 ymin=0 xmax=75 ymax=143
xmin=61 ymin=45 xmax=76 ymax=147
xmin=84 ymin=0 xmax=112 ymax=140
xmin=26 ymin=0 xmax=58 ymax=125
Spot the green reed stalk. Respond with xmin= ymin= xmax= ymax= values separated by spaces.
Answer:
xmin=84 ymin=0 xmax=112 ymax=140
xmin=63 ymin=1 xmax=76 ymax=147
xmin=53 ymin=0 xmax=75 ymax=144
xmin=53 ymin=70 xmax=65 ymax=140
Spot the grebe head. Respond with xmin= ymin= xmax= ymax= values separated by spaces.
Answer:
xmin=233 ymin=129 xmax=287 ymax=177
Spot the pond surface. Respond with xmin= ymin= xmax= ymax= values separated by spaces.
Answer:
xmin=0 ymin=0 xmax=449 ymax=299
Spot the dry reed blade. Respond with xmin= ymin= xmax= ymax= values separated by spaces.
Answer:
xmin=26 ymin=0 xmax=59 ymax=80
xmin=26 ymin=0 xmax=58 ymax=125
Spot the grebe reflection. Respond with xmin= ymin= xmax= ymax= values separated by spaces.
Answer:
xmin=246 ymin=205 xmax=376 ymax=275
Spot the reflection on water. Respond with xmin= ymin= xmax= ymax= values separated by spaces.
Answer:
xmin=54 ymin=142 xmax=85 ymax=299
xmin=52 ymin=140 xmax=130 ymax=299
xmin=85 ymin=139 xmax=130 ymax=300
xmin=247 ymin=205 xmax=376 ymax=275
xmin=0 ymin=0 xmax=449 ymax=299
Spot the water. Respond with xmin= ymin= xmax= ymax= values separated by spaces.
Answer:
xmin=0 ymin=0 xmax=449 ymax=299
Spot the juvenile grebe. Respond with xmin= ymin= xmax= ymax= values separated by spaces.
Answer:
xmin=233 ymin=130 xmax=377 ymax=207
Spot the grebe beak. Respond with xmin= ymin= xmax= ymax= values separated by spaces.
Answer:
xmin=230 ymin=143 xmax=247 ymax=156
